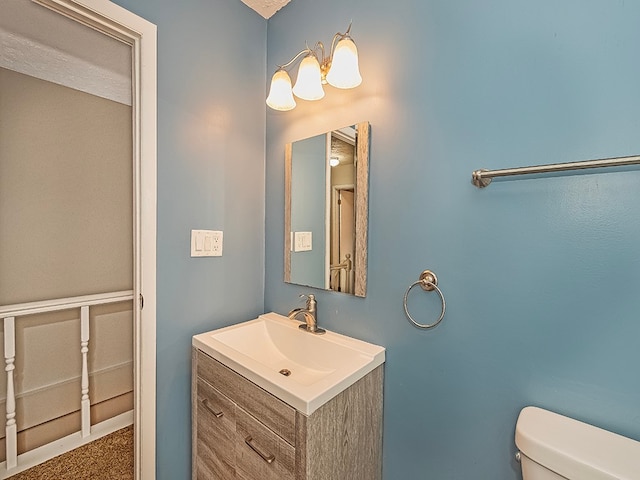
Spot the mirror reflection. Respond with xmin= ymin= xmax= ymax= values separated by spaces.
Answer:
xmin=284 ymin=122 xmax=369 ymax=297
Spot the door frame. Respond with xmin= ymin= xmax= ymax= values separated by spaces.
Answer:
xmin=33 ymin=1 xmax=157 ymax=478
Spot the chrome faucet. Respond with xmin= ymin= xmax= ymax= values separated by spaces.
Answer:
xmin=288 ymin=294 xmax=326 ymax=334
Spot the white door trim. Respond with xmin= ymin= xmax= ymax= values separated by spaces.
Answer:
xmin=33 ymin=1 xmax=157 ymax=478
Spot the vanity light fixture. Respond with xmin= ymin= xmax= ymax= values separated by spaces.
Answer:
xmin=330 ymin=156 xmax=340 ymax=167
xmin=266 ymin=22 xmax=362 ymax=111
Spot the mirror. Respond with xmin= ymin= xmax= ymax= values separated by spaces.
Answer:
xmin=284 ymin=122 xmax=369 ymax=297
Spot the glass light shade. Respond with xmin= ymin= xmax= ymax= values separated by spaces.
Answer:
xmin=330 ymin=157 xmax=340 ymax=167
xmin=266 ymin=69 xmax=296 ymax=111
xmin=292 ymin=55 xmax=325 ymax=101
xmin=326 ymin=37 xmax=362 ymax=89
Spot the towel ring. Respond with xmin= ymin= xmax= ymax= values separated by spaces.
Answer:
xmin=403 ymin=270 xmax=446 ymax=329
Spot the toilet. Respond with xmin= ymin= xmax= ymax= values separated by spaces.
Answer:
xmin=515 ymin=406 xmax=640 ymax=479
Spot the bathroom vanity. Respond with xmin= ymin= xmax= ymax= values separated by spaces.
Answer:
xmin=191 ymin=312 xmax=385 ymax=480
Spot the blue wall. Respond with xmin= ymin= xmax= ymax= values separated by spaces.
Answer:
xmin=265 ymin=0 xmax=640 ymax=478
xmin=110 ymin=0 xmax=266 ymax=478
xmin=290 ymin=134 xmax=326 ymax=287
xmin=98 ymin=0 xmax=640 ymax=478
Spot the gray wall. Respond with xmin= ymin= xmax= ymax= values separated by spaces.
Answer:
xmin=0 ymin=67 xmax=133 ymax=453
xmin=0 ymin=67 xmax=132 ymax=304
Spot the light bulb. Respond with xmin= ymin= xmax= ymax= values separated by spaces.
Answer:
xmin=266 ymin=69 xmax=296 ymax=111
xmin=292 ymin=55 xmax=325 ymax=101
xmin=326 ymin=37 xmax=362 ymax=89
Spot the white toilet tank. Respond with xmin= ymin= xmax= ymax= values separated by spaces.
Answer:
xmin=515 ymin=406 xmax=640 ymax=480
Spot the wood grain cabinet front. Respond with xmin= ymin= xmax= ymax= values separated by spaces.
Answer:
xmin=195 ymin=378 xmax=236 ymax=480
xmin=192 ymin=348 xmax=383 ymax=480
xmin=235 ymin=406 xmax=295 ymax=480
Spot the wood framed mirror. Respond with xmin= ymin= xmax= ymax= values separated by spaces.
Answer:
xmin=284 ymin=122 xmax=370 ymax=297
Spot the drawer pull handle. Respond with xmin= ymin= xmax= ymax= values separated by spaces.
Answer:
xmin=244 ymin=436 xmax=275 ymax=464
xmin=202 ymin=399 xmax=224 ymax=418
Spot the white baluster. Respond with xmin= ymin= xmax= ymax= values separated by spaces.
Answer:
xmin=4 ymin=316 xmax=17 ymax=469
xmin=80 ymin=306 xmax=90 ymax=437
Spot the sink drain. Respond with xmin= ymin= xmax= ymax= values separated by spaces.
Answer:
xmin=279 ymin=368 xmax=291 ymax=377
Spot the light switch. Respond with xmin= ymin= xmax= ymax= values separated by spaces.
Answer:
xmin=302 ymin=232 xmax=312 ymax=250
xmin=191 ymin=230 xmax=223 ymax=257
xmin=294 ymin=231 xmax=312 ymax=252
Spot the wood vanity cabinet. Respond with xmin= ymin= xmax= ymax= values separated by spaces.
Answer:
xmin=192 ymin=348 xmax=383 ymax=480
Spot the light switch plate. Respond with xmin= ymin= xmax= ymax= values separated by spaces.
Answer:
xmin=191 ymin=230 xmax=223 ymax=257
xmin=294 ymin=231 xmax=312 ymax=252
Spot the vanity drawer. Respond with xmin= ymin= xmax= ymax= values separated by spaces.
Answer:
xmin=196 ymin=350 xmax=297 ymax=445
xmin=235 ymin=406 xmax=295 ymax=480
xmin=195 ymin=378 xmax=236 ymax=480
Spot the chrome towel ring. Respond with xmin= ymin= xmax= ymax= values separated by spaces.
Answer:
xmin=403 ymin=270 xmax=446 ymax=329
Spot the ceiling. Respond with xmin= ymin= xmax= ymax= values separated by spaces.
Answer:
xmin=240 ymin=0 xmax=292 ymax=18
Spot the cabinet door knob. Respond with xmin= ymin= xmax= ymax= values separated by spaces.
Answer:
xmin=244 ymin=436 xmax=276 ymax=464
xmin=201 ymin=399 xmax=224 ymax=418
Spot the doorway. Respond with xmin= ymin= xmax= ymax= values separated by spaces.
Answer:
xmin=330 ymin=186 xmax=355 ymax=293
xmin=0 ymin=0 xmax=156 ymax=478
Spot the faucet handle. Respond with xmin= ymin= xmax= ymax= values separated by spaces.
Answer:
xmin=299 ymin=293 xmax=316 ymax=309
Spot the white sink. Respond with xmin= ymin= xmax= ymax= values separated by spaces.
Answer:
xmin=192 ymin=312 xmax=385 ymax=415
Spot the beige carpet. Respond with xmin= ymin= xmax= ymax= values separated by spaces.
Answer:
xmin=9 ymin=426 xmax=133 ymax=480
